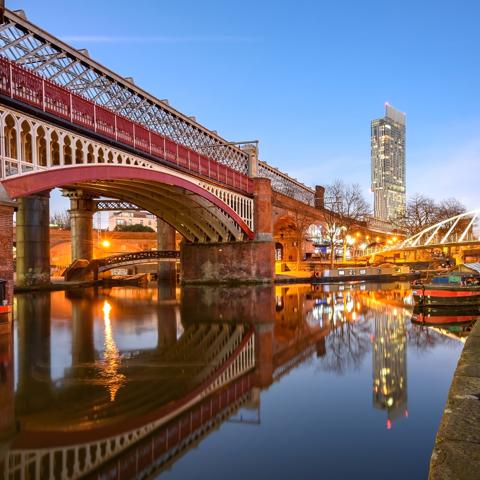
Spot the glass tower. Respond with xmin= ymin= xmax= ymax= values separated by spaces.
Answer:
xmin=371 ymin=104 xmax=406 ymax=221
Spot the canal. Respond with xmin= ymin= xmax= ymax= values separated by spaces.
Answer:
xmin=0 ymin=282 xmax=467 ymax=479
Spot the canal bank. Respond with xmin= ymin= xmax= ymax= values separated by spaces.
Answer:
xmin=430 ymin=320 xmax=480 ymax=479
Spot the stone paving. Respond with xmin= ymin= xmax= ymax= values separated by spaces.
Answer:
xmin=430 ymin=320 xmax=480 ymax=479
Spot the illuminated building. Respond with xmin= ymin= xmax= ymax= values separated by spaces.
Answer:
xmin=371 ymin=104 xmax=406 ymax=221
xmin=372 ymin=308 xmax=408 ymax=427
xmin=108 ymin=210 xmax=157 ymax=231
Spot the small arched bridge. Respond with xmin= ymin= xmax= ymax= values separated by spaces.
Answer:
xmin=96 ymin=250 xmax=180 ymax=273
xmin=363 ymin=209 xmax=480 ymax=262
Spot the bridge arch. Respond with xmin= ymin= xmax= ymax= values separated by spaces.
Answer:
xmin=1 ymin=165 xmax=254 ymax=243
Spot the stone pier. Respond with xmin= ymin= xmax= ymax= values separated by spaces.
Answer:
xmin=66 ymin=190 xmax=95 ymax=262
xmin=157 ymin=218 xmax=176 ymax=282
xmin=16 ymin=192 xmax=51 ymax=287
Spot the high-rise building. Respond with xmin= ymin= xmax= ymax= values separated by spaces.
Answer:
xmin=371 ymin=103 xmax=406 ymax=221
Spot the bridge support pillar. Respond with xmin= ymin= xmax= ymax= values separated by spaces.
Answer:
xmin=0 ymin=198 xmax=15 ymax=305
xmin=67 ymin=191 xmax=95 ymax=262
xmin=157 ymin=218 xmax=176 ymax=282
xmin=253 ymin=177 xmax=273 ymax=241
xmin=181 ymin=241 xmax=274 ymax=284
xmin=16 ymin=192 xmax=51 ymax=287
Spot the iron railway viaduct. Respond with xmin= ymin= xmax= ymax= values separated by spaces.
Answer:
xmin=0 ymin=9 xmax=353 ymax=300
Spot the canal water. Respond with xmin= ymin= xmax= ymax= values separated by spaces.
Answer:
xmin=0 ymin=282 xmax=468 ymax=479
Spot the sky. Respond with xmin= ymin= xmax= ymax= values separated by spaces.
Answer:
xmin=7 ymin=0 xmax=480 ymax=213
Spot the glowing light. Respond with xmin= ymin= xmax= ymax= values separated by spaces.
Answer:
xmin=101 ymin=239 xmax=111 ymax=248
xmin=387 ymin=397 xmax=394 ymax=407
xmin=99 ymin=300 xmax=125 ymax=402
xmin=387 ymin=419 xmax=392 ymax=430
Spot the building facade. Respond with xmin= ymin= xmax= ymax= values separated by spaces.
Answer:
xmin=108 ymin=210 xmax=157 ymax=231
xmin=371 ymin=104 xmax=406 ymax=221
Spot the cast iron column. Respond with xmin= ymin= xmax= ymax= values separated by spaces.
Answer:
xmin=16 ymin=191 xmax=50 ymax=287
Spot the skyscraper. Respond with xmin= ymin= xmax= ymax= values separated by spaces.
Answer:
xmin=371 ymin=104 xmax=406 ymax=221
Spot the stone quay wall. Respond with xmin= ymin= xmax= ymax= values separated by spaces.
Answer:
xmin=430 ymin=320 xmax=480 ymax=479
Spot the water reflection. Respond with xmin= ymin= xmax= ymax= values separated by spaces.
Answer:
xmin=100 ymin=300 xmax=125 ymax=402
xmin=0 ymin=282 xmax=468 ymax=479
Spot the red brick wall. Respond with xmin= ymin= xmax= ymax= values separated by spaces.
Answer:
xmin=181 ymin=241 xmax=274 ymax=284
xmin=0 ymin=205 xmax=14 ymax=304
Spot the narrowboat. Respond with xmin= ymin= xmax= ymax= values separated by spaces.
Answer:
xmin=412 ymin=273 xmax=480 ymax=307
xmin=312 ymin=264 xmax=420 ymax=284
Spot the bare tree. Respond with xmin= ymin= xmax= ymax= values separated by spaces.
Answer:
xmin=396 ymin=194 xmax=466 ymax=237
xmin=50 ymin=211 xmax=71 ymax=229
xmin=323 ymin=181 xmax=370 ymax=267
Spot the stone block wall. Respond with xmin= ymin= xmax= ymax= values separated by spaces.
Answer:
xmin=180 ymin=241 xmax=274 ymax=284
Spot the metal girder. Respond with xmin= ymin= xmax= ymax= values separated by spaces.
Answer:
xmin=94 ymin=200 xmax=141 ymax=211
xmin=107 ymin=180 xmax=233 ymax=241
xmin=80 ymin=182 xmax=218 ymax=242
xmin=0 ymin=9 xmax=250 ymax=173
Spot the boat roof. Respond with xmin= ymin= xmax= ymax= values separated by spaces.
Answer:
xmin=448 ymin=263 xmax=480 ymax=275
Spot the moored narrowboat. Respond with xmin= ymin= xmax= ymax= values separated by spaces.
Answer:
xmin=412 ymin=272 xmax=480 ymax=307
xmin=312 ymin=264 xmax=420 ymax=284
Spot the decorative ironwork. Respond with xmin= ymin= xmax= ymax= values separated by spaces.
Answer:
xmin=97 ymin=250 xmax=179 ymax=271
xmin=0 ymin=10 xmax=250 ymax=173
xmin=364 ymin=208 xmax=480 ymax=256
xmin=95 ymin=200 xmax=141 ymax=211
xmin=258 ymin=161 xmax=315 ymax=205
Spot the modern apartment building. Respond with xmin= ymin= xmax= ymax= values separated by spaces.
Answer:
xmin=371 ymin=104 xmax=406 ymax=221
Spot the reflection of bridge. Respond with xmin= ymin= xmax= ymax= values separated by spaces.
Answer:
xmin=363 ymin=209 xmax=480 ymax=263
xmin=96 ymin=250 xmax=180 ymax=272
xmin=3 ymin=320 xmax=255 ymax=479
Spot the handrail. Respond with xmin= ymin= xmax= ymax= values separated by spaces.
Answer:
xmin=0 ymin=56 xmax=254 ymax=195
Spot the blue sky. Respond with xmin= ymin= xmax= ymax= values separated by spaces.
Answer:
xmin=8 ymin=0 xmax=480 ymax=212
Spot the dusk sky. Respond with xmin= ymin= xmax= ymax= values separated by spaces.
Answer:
xmin=8 ymin=0 xmax=480 ymax=213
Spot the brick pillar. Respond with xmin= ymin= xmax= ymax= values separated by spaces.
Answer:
xmin=67 ymin=191 xmax=95 ymax=261
xmin=315 ymin=185 xmax=325 ymax=210
xmin=16 ymin=192 xmax=51 ymax=287
xmin=157 ymin=218 xmax=176 ymax=282
xmin=253 ymin=178 xmax=273 ymax=241
xmin=0 ymin=202 xmax=14 ymax=306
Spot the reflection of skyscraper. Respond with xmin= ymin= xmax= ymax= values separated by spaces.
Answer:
xmin=372 ymin=308 xmax=407 ymax=428
xmin=371 ymin=103 xmax=406 ymax=221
